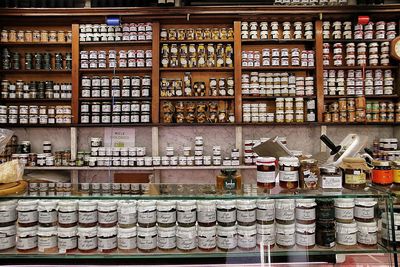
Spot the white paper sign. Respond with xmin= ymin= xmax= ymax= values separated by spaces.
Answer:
xmin=104 ymin=128 xmax=136 ymax=147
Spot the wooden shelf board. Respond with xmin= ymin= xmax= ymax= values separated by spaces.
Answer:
xmin=0 ymin=42 xmax=71 ymax=46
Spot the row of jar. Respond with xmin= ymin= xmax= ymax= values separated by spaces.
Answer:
xmin=81 ymin=50 xmax=152 ymax=60
xmin=242 ymin=109 xmax=316 ymax=124
xmin=1 ymin=80 xmax=72 ymax=100
xmin=81 ymin=101 xmax=150 ymax=114
xmin=242 ymin=49 xmax=314 ymax=67
xmin=0 ymin=114 xmax=72 ymax=125
xmin=160 ymin=27 xmax=233 ymax=41
xmin=15 ymin=151 xmax=72 ymax=168
xmin=322 ymin=20 xmax=397 ymax=40
xmin=241 ymin=21 xmax=313 ymax=40
xmin=0 ymin=105 xmax=71 ymax=116
xmin=80 ymin=112 xmax=151 ymax=124
xmin=80 ymin=23 xmax=152 ymax=34
xmin=0 ymin=29 xmax=72 ymax=43
xmin=375 ymin=138 xmax=399 ymax=152
xmin=1 ymin=50 xmax=72 ymax=70
xmin=323 ymin=110 xmax=397 ymax=123
xmin=274 ymin=0 xmax=348 ymax=5
xmin=82 ymin=75 xmax=151 ymax=88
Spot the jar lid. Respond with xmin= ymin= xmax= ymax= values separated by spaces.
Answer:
xmin=157 ymin=200 xmax=176 ymax=211
xmin=275 ymin=223 xmax=295 ymax=234
xmin=320 ymin=165 xmax=338 ymax=174
xmin=117 ymin=226 xmax=137 ymax=238
xmin=78 ymin=200 xmax=98 ymax=211
xmin=77 ymin=226 xmax=97 ymax=237
xmin=198 ymin=225 xmax=217 ymax=236
xmin=37 ymin=200 xmax=58 ymax=211
xmin=58 ymin=226 xmax=77 ymax=237
xmin=118 ymin=200 xmax=137 ymax=213
xmin=137 ymin=200 xmax=156 ymax=212
xmin=177 ymin=200 xmax=196 ymax=207
xmin=17 ymin=199 xmax=38 ymax=211
xmin=38 ymin=226 xmax=58 ymax=236
xmin=17 ymin=226 xmax=38 ymax=237
xmin=197 ymin=200 xmax=216 ymax=207
xmin=217 ymin=225 xmax=237 ymax=236
xmin=356 ymin=221 xmax=377 ymax=233
xmin=237 ymin=225 xmax=257 ymax=235
xmin=256 ymin=199 xmax=275 ymax=209
xmin=217 ymin=200 xmax=236 ymax=209
xmin=58 ymin=200 xmax=78 ymax=212
xmin=334 ymin=198 xmax=355 ymax=208
xmin=279 ymin=157 xmax=300 ymax=166
xmin=236 ymin=199 xmax=256 ymax=210
xmin=336 ymin=222 xmax=357 ymax=234
xmin=354 ymin=198 xmax=377 ymax=206
xmin=256 ymin=157 xmax=276 ymax=165
xmin=0 ymin=225 xmax=16 ymax=235
xmin=372 ymin=160 xmax=390 ymax=167
xmin=296 ymin=222 xmax=316 ymax=233
xmin=0 ymin=200 xmax=17 ymax=211
xmin=98 ymin=226 xmax=117 ymax=237
xmin=295 ymin=199 xmax=316 ymax=208
xmin=157 ymin=225 xmax=176 ymax=237
xmin=176 ymin=225 xmax=196 ymax=238
xmin=342 ymin=157 xmax=366 ymax=163
xmin=256 ymin=223 xmax=275 ymax=234
xmin=137 ymin=226 xmax=157 ymax=236
xmin=275 ymin=199 xmax=295 ymax=209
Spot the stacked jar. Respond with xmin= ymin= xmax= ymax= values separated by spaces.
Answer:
xmin=366 ymin=100 xmax=395 ymax=123
xmin=315 ymin=198 xmax=335 ymax=248
xmin=242 ymin=48 xmax=314 ymax=67
xmin=242 ymin=103 xmax=272 ymax=123
xmin=323 ymin=97 xmax=365 ymax=123
xmin=241 ymin=21 xmax=313 ymax=40
xmin=1 ymin=29 xmax=72 ymax=43
xmin=276 ymin=98 xmax=310 ymax=123
xmin=161 ymin=27 xmax=233 ymax=41
xmin=0 ymin=200 xmax=18 ymax=252
xmin=79 ymin=23 xmax=152 ymax=43
xmin=0 ymin=105 xmax=72 ymax=125
xmin=80 ymin=49 xmax=152 ymax=69
xmin=1 ymin=80 xmax=72 ymax=100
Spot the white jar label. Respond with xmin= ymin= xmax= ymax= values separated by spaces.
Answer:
xmin=158 ymin=236 xmax=176 ymax=250
xmin=275 ymin=208 xmax=295 ymax=221
xmin=18 ymin=210 xmax=38 ymax=224
xmin=238 ymin=235 xmax=256 ymax=249
xmin=137 ymin=236 xmax=157 ymax=250
xmin=357 ymin=232 xmax=377 ymax=245
xmin=335 ymin=207 xmax=354 ymax=220
xmin=17 ymin=236 xmax=37 ymax=250
xmin=257 ymin=171 xmax=276 ymax=183
xmin=0 ymin=210 xmax=17 ymax=223
xmin=58 ymin=236 xmax=77 ymax=253
xmin=355 ymin=206 xmax=374 ymax=219
xmin=0 ymin=236 xmax=16 ymax=250
xmin=118 ymin=212 xmax=137 ymax=225
xmin=98 ymin=236 xmax=117 ymax=251
xmin=257 ymin=208 xmax=274 ymax=222
xmin=337 ymin=233 xmax=357 ymax=245
xmin=217 ymin=210 xmax=236 ymax=224
xmin=79 ymin=211 xmax=98 ymax=224
xmin=78 ymin=236 xmax=97 ymax=250
xmin=296 ymin=208 xmax=315 ymax=221
xmin=237 ymin=210 xmax=256 ymax=223
xmin=256 ymin=233 xmax=275 ymax=246
xmin=177 ymin=237 xmax=197 ymax=250
xmin=138 ymin=210 xmax=156 ymax=224
xmin=177 ymin=210 xmax=196 ymax=224
xmin=217 ymin=235 xmax=237 ymax=250
xmin=276 ymin=233 xmax=295 ymax=247
xmin=98 ymin=211 xmax=118 ymax=224
xmin=198 ymin=210 xmax=216 ymax=224
xmin=157 ymin=211 xmax=176 ymax=224
xmin=198 ymin=235 xmax=216 ymax=249
xmin=295 ymin=232 xmax=315 ymax=247
xmin=279 ymin=171 xmax=299 ymax=182
xmin=118 ymin=236 xmax=137 ymax=250
xmin=59 ymin=211 xmax=78 ymax=225
xmin=38 ymin=235 xmax=57 ymax=251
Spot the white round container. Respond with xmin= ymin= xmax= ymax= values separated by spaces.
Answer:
xmin=336 ymin=222 xmax=357 ymax=246
xmin=98 ymin=226 xmax=117 ymax=252
xmin=118 ymin=200 xmax=137 ymax=227
xmin=177 ymin=200 xmax=196 ymax=226
xmin=217 ymin=225 xmax=237 ymax=250
xmin=256 ymin=223 xmax=275 ymax=247
xmin=176 ymin=226 xmax=197 ymax=251
xmin=118 ymin=226 xmax=137 ymax=251
xmin=58 ymin=200 xmax=78 ymax=227
xmin=137 ymin=226 xmax=157 ymax=251
xmin=38 ymin=226 xmax=58 ymax=252
xmin=276 ymin=223 xmax=295 ymax=248
xmin=237 ymin=225 xmax=257 ymax=249
xmin=197 ymin=200 xmax=216 ymax=226
xmin=17 ymin=200 xmax=39 ymax=226
xmin=58 ymin=226 xmax=77 ymax=253
xmin=256 ymin=199 xmax=275 ymax=223
xmin=157 ymin=225 xmax=176 ymax=250
xmin=198 ymin=225 xmax=216 ymax=250
xmin=137 ymin=200 xmax=157 ymax=227
xmin=77 ymin=226 xmax=97 ymax=251
xmin=156 ymin=200 xmax=176 ymax=226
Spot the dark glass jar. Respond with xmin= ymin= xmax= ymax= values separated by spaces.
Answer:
xmin=316 ymin=199 xmax=335 ymax=221
xmin=316 ymin=220 xmax=335 ymax=248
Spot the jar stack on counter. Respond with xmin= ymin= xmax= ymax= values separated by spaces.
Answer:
xmin=161 ymin=27 xmax=233 ymax=42
xmin=324 ymin=69 xmax=394 ymax=96
xmin=371 ymin=138 xmax=400 ymax=161
xmin=81 ymin=75 xmax=151 ymax=99
xmin=162 ymin=101 xmax=234 ymax=124
xmin=241 ymin=21 xmax=313 ymax=40
xmin=1 ymin=48 xmax=72 ymax=71
xmin=1 ymin=29 xmax=72 ymax=43
xmin=161 ymin=43 xmax=233 ymax=68
xmin=161 ymin=73 xmax=234 ymax=97
xmin=79 ymin=23 xmax=152 ymax=43
xmin=274 ymin=0 xmax=348 ymax=5
xmin=80 ymin=49 xmax=152 ymax=69
xmin=242 ymin=48 xmax=314 ymax=67
xmin=1 ymin=80 xmax=72 ymax=100
xmin=28 ymin=182 xmax=72 ymax=197
xmin=0 ymin=105 xmax=72 ymax=125
xmin=242 ymin=72 xmax=314 ymax=97
xmin=323 ymin=96 xmax=366 ymax=123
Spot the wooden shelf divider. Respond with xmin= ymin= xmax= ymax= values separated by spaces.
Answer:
xmin=152 ymin=21 xmax=160 ymax=124
xmin=71 ymin=24 xmax=80 ymax=124
xmin=234 ymin=21 xmax=242 ymax=123
xmin=315 ymin=20 xmax=324 ymax=123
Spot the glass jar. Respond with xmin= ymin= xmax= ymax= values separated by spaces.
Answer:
xmin=357 ymin=221 xmax=378 ymax=247
xmin=137 ymin=226 xmax=157 ymax=252
xmin=37 ymin=200 xmax=58 ymax=227
xmin=216 ymin=200 xmax=236 ymax=227
xmin=38 ymin=226 xmax=58 ymax=253
xmin=98 ymin=226 xmax=117 ymax=253
xmin=157 ymin=200 xmax=176 ymax=228
xmin=295 ymin=222 xmax=315 ymax=249
xmin=336 ymin=222 xmax=357 ymax=246
xmin=77 ymin=226 xmax=97 ymax=253
xmin=279 ymin=157 xmax=300 ymax=189
xmin=197 ymin=200 xmax=216 ymax=227
xmin=176 ymin=226 xmax=197 ymax=251
xmin=316 ymin=220 xmax=335 ymax=248
xmin=340 ymin=157 xmax=370 ymax=190
xmin=372 ymin=160 xmax=393 ymax=185
xmin=216 ymin=169 xmax=242 ymax=194
xmin=198 ymin=225 xmax=216 ymax=251
xmin=275 ymin=199 xmax=295 ymax=224
xmin=58 ymin=200 xmax=78 ymax=227
xmin=316 ymin=199 xmax=335 ymax=221
xmin=354 ymin=198 xmax=376 ymax=222
xmin=256 ymin=223 xmax=275 ymax=248
xmin=299 ymin=159 xmax=320 ymax=189
xmin=118 ymin=226 xmax=137 ymax=252
xmin=320 ymin=165 xmax=342 ymax=189
xmin=118 ymin=200 xmax=137 ymax=228
xmin=237 ymin=200 xmax=256 ymax=226
xmin=16 ymin=226 xmax=38 ymax=252
xmin=334 ymin=198 xmax=355 ymax=223
xmin=17 ymin=200 xmax=38 ymax=227
xmin=137 ymin=200 xmax=157 ymax=228
xmin=0 ymin=225 xmax=16 ymax=251
xmin=295 ymin=199 xmax=316 ymax=224
xmin=58 ymin=226 xmax=78 ymax=253
xmin=276 ymin=223 xmax=295 ymax=248
xmin=217 ymin=225 xmax=237 ymax=251
xmin=0 ymin=200 xmax=17 ymax=227
xmin=157 ymin=225 xmax=176 ymax=251
xmin=256 ymin=199 xmax=275 ymax=225
xmin=256 ymin=157 xmax=276 ymax=189
xmin=98 ymin=200 xmax=118 ymax=228
xmin=237 ymin=225 xmax=257 ymax=250
xmin=78 ymin=200 xmax=98 ymax=227
xmin=177 ymin=200 xmax=196 ymax=227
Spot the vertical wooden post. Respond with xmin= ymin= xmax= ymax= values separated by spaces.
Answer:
xmin=152 ymin=21 xmax=160 ymax=124
xmin=315 ymin=20 xmax=324 ymax=123
xmin=71 ymin=24 xmax=80 ymax=125
xmin=234 ymin=21 xmax=242 ymax=123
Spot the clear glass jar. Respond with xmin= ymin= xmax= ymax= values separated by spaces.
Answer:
xmin=138 ymin=200 xmax=157 ymax=228
xmin=98 ymin=226 xmax=117 ymax=253
xmin=295 ymin=199 xmax=316 ymax=224
xmin=336 ymin=222 xmax=357 ymax=246
xmin=256 ymin=199 xmax=275 ymax=225
xmin=58 ymin=226 xmax=78 ymax=253
xmin=157 ymin=200 xmax=176 ymax=228
xmin=276 ymin=223 xmax=295 ymax=248
xmin=217 ymin=225 xmax=237 ymax=251
xmin=217 ymin=200 xmax=236 ymax=227
xmin=237 ymin=225 xmax=257 ymax=250
xmin=157 ymin=225 xmax=176 ymax=250
xmin=176 ymin=226 xmax=197 ymax=251
xmin=295 ymin=222 xmax=315 ymax=249
xmin=177 ymin=200 xmax=196 ymax=227
xmin=98 ymin=200 xmax=118 ymax=228
xmin=118 ymin=226 xmax=137 ymax=252
xmin=340 ymin=157 xmax=369 ymax=190
xmin=78 ymin=226 xmax=97 ymax=253
xmin=334 ymin=198 xmax=355 ymax=223
xmin=279 ymin=157 xmax=300 ymax=189
xmin=137 ymin=226 xmax=157 ymax=252
xmin=256 ymin=223 xmax=275 ymax=248
xmin=38 ymin=226 xmax=58 ymax=253
xmin=299 ymin=159 xmax=320 ymax=189
xmin=118 ymin=200 xmax=137 ymax=228
xmin=0 ymin=225 xmax=16 ymax=251
xmin=58 ymin=200 xmax=78 ymax=228
xmin=16 ymin=226 xmax=38 ymax=252
xmin=275 ymin=199 xmax=295 ymax=224
xmin=256 ymin=157 xmax=276 ymax=189
xmin=197 ymin=200 xmax=216 ymax=227
xmin=354 ymin=198 xmax=376 ymax=223
xmin=38 ymin=200 xmax=58 ymax=227
xmin=237 ymin=200 xmax=256 ymax=226
xmin=0 ymin=200 xmax=17 ymax=227
xmin=198 ymin=225 xmax=216 ymax=251
xmin=17 ymin=200 xmax=38 ymax=227
xmin=357 ymin=221 xmax=378 ymax=247
xmin=78 ymin=200 xmax=98 ymax=227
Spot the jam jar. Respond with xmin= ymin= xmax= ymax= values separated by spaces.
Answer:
xmin=295 ymin=199 xmax=316 ymax=224
xmin=78 ymin=200 xmax=98 ymax=227
xmin=372 ymin=160 xmax=393 ymax=185
xmin=197 ymin=200 xmax=216 ymax=227
xmin=98 ymin=226 xmax=118 ymax=253
xmin=0 ymin=200 xmax=17 ymax=227
xmin=38 ymin=200 xmax=58 ymax=227
xmin=299 ymin=159 xmax=320 ymax=189
xmin=354 ymin=198 xmax=376 ymax=223
xmin=197 ymin=225 xmax=216 ymax=251
xmin=117 ymin=200 xmax=137 ymax=228
xmin=276 ymin=223 xmax=295 ymax=248
xmin=137 ymin=226 xmax=157 ymax=252
xmin=177 ymin=200 xmax=196 ymax=227
xmin=157 ymin=225 xmax=176 ymax=251
xmin=256 ymin=199 xmax=275 ymax=225
xmin=236 ymin=200 xmax=256 ymax=226
xmin=117 ymin=226 xmax=137 ymax=252
xmin=137 ymin=200 xmax=157 ymax=228
xmin=336 ymin=222 xmax=357 ymax=246
xmin=0 ymin=225 xmax=16 ymax=251
xmin=157 ymin=200 xmax=176 ymax=228
xmin=176 ymin=226 xmax=197 ymax=251
xmin=295 ymin=222 xmax=316 ymax=249
xmin=237 ymin=225 xmax=257 ymax=250
xmin=58 ymin=226 xmax=78 ymax=253
xmin=38 ymin=226 xmax=58 ymax=253
xmin=78 ymin=226 xmax=98 ymax=253
xmin=275 ymin=199 xmax=295 ymax=224
xmin=279 ymin=157 xmax=300 ymax=189
xmin=316 ymin=220 xmax=335 ymax=248
xmin=334 ymin=198 xmax=354 ymax=223
xmin=256 ymin=223 xmax=275 ymax=248
xmin=316 ymin=199 xmax=335 ymax=221
xmin=340 ymin=157 xmax=370 ymax=190
xmin=98 ymin=200 xmax=118 ymax=228
xmin=356 ymin=221 xmax=378 ymax=247
xmin=256 ymin=157 xmax=276 ymax=189
xmin=17 ymin=200 xmax=38 ymax=227
xmin=16 ymin=226 xmax=38 ymax=253
xmin=58 ymin=200 xmax=78 ymax=227
xmin=320 ymin=165 xmax=342 ymax=189
xmin=216 ymin=200 xmax=236 ymax=227
xmin=217 ymin=225 xmax=237 ymax=251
